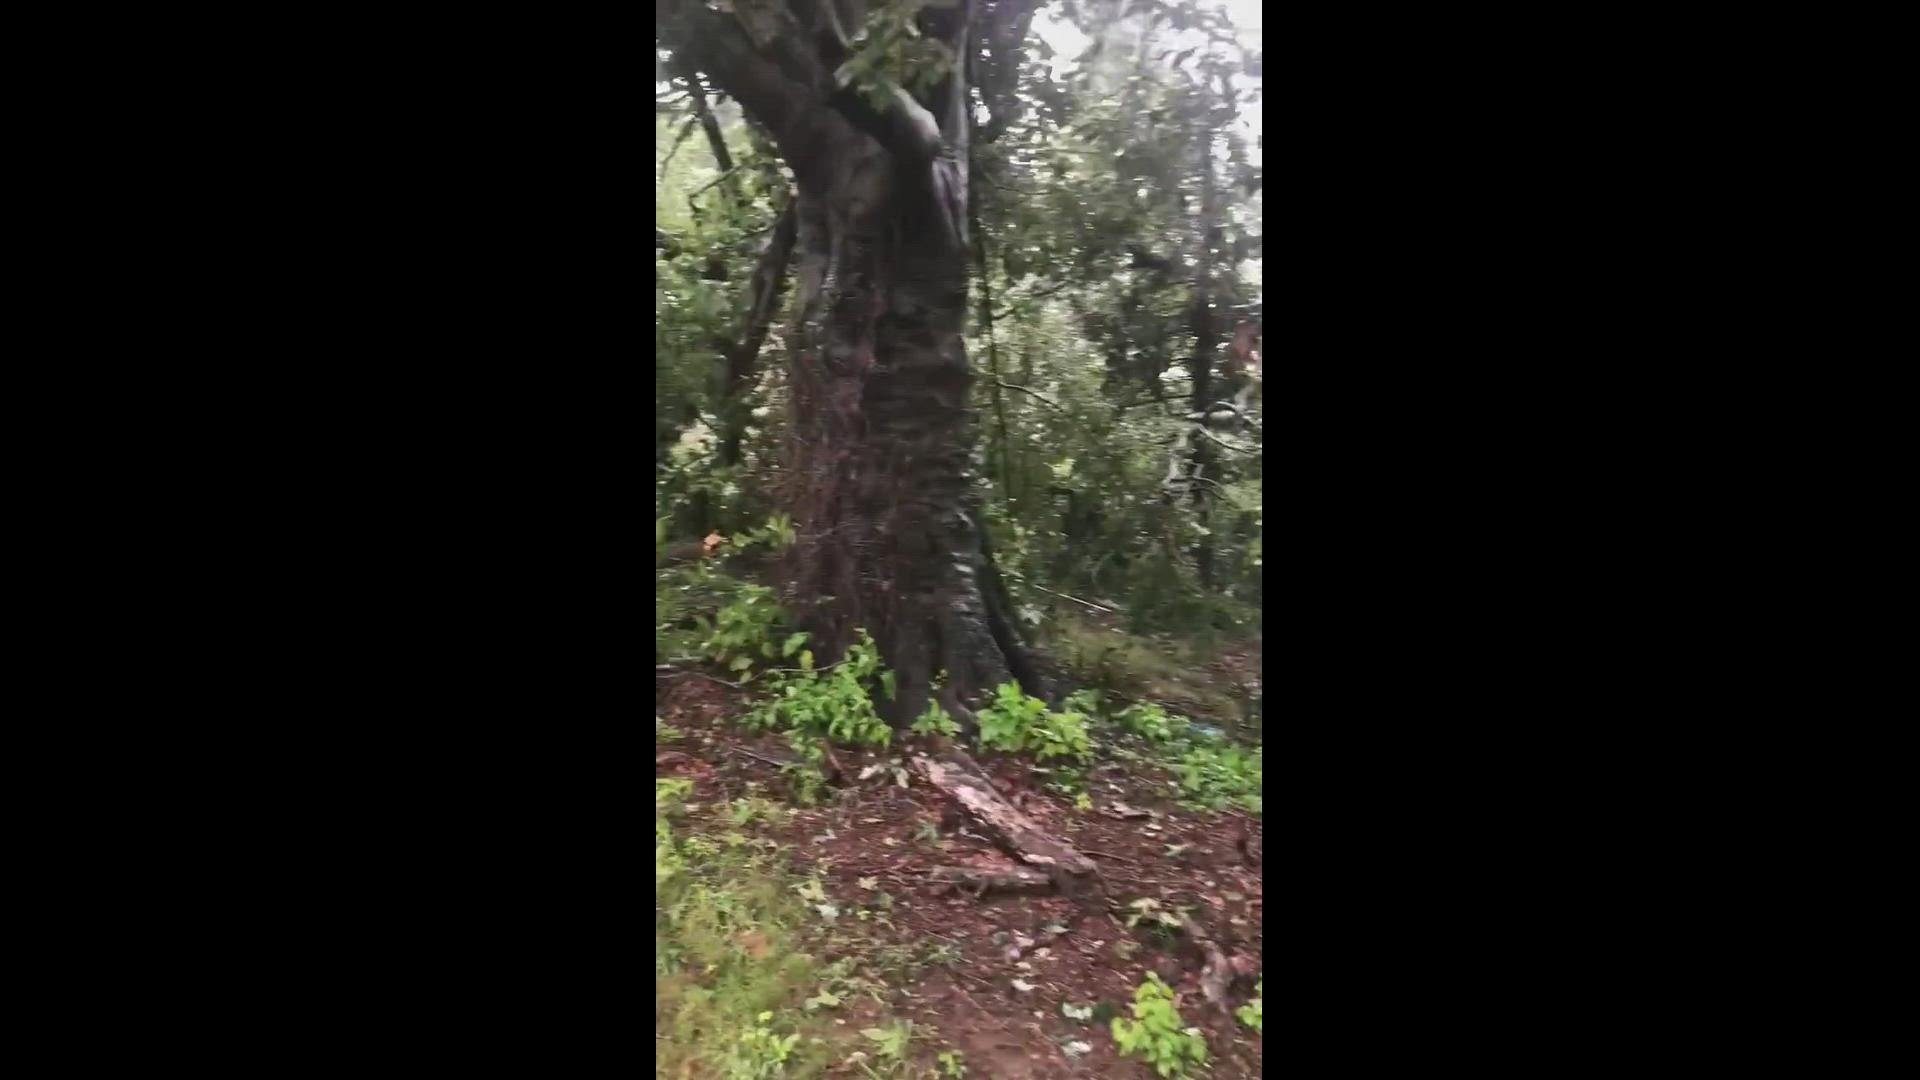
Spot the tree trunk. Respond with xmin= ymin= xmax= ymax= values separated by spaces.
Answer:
xmin=784 ymin=182 xmax=1038 ymax=727
xmin=661 ymin=0 xmax=1044 ymax=728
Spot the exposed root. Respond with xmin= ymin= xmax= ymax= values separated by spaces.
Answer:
xmin=1179 ymin=916 xmax=1238 ymax=1020
xmin=926 ymin=865 xmax=1055 ymax=898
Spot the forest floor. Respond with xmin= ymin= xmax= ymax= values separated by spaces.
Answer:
xmin=656 ymin=635 xmax=1263 ymax=1080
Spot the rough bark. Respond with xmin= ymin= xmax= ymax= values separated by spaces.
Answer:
xmin=662 ymin=0 xmax=1045 ymax=726
xmin=911 ymin=750 xmax=1097 ymax=883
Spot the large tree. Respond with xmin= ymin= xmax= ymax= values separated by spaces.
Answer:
xmin=656 ymin=0 xmax=1046 ymax=730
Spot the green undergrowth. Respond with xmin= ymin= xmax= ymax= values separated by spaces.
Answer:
xmin=743 ymin=630 xmax=893 ymax=803
xmin=1111 ymin=972 xmax=1209 ymax=1077
xmin=1049 ymin=613 xmax=1258 ymax=736
xmin=657 ymin=777 xmax=837 ymax=1078
xmin=661 ymin=547 xmax=1258 ymax=815
xmin=1071 ymin=692 xmax=1263 ymax=813
xmin=656 ymin=778 xmax=966 ymax=1079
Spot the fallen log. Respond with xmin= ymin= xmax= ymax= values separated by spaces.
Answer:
xmin=910 ymin=750 xmax=1098 ymax=885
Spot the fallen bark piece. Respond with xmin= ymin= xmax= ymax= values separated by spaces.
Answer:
xmin=1180 ymin=916 xmax=1238 ymax=1020
xmin=926 ymin=865 xmax=1056 ymax=897
xmin=911 ymin=750 xmax=1098 ymax=881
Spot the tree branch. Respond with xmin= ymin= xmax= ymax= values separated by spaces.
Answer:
xmin=658 ymin=0 xmax=856 ymax=185
xmin=1193 ymin=427 xmax=1257 ymax=455
xmin=992 ymin=379 xmax=1063 ymax=412
xmin=991 ymin=279 xmax=1075 ymax=319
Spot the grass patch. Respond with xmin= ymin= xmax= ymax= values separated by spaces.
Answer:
xmin=1048 ymin=615 xmax=1245 ymax=728
xmin=657 ymin=782 xmax=843 ymax=1078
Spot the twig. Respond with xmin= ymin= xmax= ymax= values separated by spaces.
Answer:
xmin=1001 ymin=572 xmax=1118 ymax=614
xmin=992 ymin=379 xmax=1064 ymax=412
xmin=687 ymin=162 xmax=746 ymax=207
xmin=1193 ymin=427 xmax=1257 ymax=455
xmin=657 ymin=670 xmax=747 ymax=689
xmin=990 ymin=279 xmax=1076 ymax=320
xmin=730 ymin=745 xmax=795 ymax=770
xmin=660 ymin=114 xmax=699 ymax=172
xmin=1080 ymin=848 xmax=1141 ymax=865
xmin=1203 ymin=399 xmax=1262 ymax=435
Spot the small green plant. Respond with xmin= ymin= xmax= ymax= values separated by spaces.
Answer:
xmin=1236 ymin=979 xmax=1263 ymax=1032
xmin=936 ymin=1048 xmax=967 ymax=1077
xmin=730 ymin=511 xmax=797 ymax=553
xmin=976 ymin=682 xmax=1092 ymax=762
xmin=656 ymin=777 xmax=694 ymax=809
xmin=730 ymin=1011 xmax=802 ymax=1078
xmin=861 ymin=1019 xmax=914 ymax=1062
xmin=745 ymin=630 xmax=892 ymax=747
xmin=1176 ymin=742 xmax=1262 ymax=811
xmin=1062 ymin=688 xmax=1103 ymax=717
xmin=910 ymin=699 xmax=960 ymax=737
xmin=698 ymin=583 xmax=788 ymax=675
xmin=740 ymin=630 xmax=895 ymax=801
xmin=1110 ymin=973 xmax=1208 ymax=1078
xmin=1117 ymin=701 xmax=1179 ymax=743
xmin=728 ymin=796 xmax=779 ymax=827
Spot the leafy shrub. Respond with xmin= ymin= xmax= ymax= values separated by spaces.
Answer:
xmin=1176 ymin=742 xmax=1262 ymax=811
xmin=1110 ymin=973 xmax=1208 ymax=1077
xmin=976 ymin=682 xmax=1092 ymax=762
xmin=1236 ymin=979 xmax=1262 ymax=1032
xmin=655 ymin=774 xmax=841 ymax=1079
xmin=739 ymin=630 xmax=892 ymax=802
xmin=698 ymin=583 xmax=788 ymax=674
xmin=746 ymin=631 xmax=891 ymax=745
xmin=910 ymin=699 xmax=960 ymax=737
xmin=1117 ymin=701 xmax=1179 ymax=743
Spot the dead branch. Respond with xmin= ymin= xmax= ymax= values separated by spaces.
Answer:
xmin=728 ymin=745 xmax=796 ymax=770
xmin=911 ymin=749 xmax=1098 ymax=885
xmin=1000 ymin=572 xmax=1116 ymax=614
xmin=1179 ymin=916 xmax=1237 ymax=1020
xmin=1193 ymin=427 xmax=1257 ymax=455
xmin=991 ymin=379 xmax=1064 ymax=412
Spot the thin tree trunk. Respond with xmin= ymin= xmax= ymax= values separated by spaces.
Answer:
xmin=1188 ymin=132 xmax=1221 ymax=591
xmin=973 ymin=212 xmax=1012 ymax=510
xmin=679 ymin=66 xmax=741 ymax=208
xmin=716 ymin=197 xmax=798 ymax=473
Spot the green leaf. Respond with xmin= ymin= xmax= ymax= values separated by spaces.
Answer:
xmin=799 ymin=649 xmax=814 ymax=671
xmin=783 ymin=631 xmax=809 ymax=658
xmin=729 ymin=654 xmax=754 ymax=672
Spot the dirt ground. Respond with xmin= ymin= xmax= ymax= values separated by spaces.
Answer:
xmin=658 ymin=675 xmax=1264 ymax=1079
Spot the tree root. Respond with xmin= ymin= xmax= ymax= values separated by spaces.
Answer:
xmin=926 ymin=865 xmax=1056 ymax=898
xmin=1179 ymin=916 xmax=1238 ymax=1020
